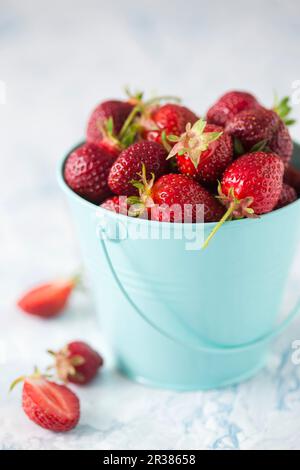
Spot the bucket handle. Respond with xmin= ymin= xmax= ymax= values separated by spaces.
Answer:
xmin=99 ymin=235 xmax=300 ymax=354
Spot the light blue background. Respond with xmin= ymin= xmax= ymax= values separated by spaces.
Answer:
xmin=1 ymin=0 xmax=300 ymax=450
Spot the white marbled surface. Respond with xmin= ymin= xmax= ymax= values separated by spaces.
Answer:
xmin=1 ymin=0 xmax=300 ymax=450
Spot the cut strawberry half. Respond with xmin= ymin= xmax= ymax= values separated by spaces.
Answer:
xmin=11 ymin=370 xmax=80 ymax=432
xmin=17 ymin=275 xmax=80 ymax=318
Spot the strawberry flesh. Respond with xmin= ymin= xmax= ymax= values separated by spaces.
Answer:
xmin=17 ymin=280 xmax=75 ymax=318
xmin=22 ymin=378 xmax=80 ymax=432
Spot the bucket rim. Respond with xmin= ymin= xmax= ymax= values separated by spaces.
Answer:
xmin=58 ymin=141 xmax=300 ymax=230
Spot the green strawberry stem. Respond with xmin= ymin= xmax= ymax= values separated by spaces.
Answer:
xmin=9 ymin=367 xmax=51 ymax=392
xmin=118 ymin=105 xmax=141 ymax=140
xmin=118 ymin=95 xmax=181 ymax=141
xmin=202 ymin=203 xmax=236 ymax=249
xmin=273 ymin=94 xmax=296 ymax=126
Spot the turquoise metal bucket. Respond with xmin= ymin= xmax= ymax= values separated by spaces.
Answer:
xmin=59 ymin=143 xmax=300 ymax=390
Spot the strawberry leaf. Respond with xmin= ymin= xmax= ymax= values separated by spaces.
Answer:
xmin=167 ymin=134 xmax=180 ymax=142
xmin=273 ymin=94 xmax=296 ymax=126
xmin=127 ymin=196 xmax=141 ymax=205
xmin=234 ymin=138 xmax=245 ymax=156
xmin=250 ymin=139 xmax=268 ymax=152
xmin=105 ymin=116 xmax=114 ymax=136
xmin=192 ymin=118 xmax=206 ymax=135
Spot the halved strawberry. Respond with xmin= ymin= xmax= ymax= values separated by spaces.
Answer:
xmin=11 ymin=371 xmax=80 ymax=432
xmin=17 ymin=277 xmax=79 ymax=318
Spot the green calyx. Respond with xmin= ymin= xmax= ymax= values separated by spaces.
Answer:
xmin=124 ymin=86 xmax=144 ymax=104
xmin=127 ymin=163 xmax=155 ymax=217
xmin=97 ymin=109 xmax=139 ymax=149
xmin=9 ymin=366 xmax=51 ymax=392
xmin=119 ymin=90 xmax=181 ymax=146
xmin=273 ymin=94 xmax=296 ymax=126
xmin=233 ymin=137 xmax=245 ymax=156
xmin=202 ymin=184 xmax=256 ymax=249
xmin=167 ymin=118 xmax=223 ymax=168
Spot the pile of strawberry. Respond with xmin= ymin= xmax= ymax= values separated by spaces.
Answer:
xmin=15 ymin=279 xmax=104 ymax=432
xmin=64 ymin=90 xmax=299 ymax=243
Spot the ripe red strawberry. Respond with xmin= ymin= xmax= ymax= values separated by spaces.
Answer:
xmin=101 ymin=195 xmax=129 ymax=214
xmin=225 ymin=106 xmax=278 ymax=152
xmin=151 ymin=174 xmax=224 ymax=222
xmin=11 ymin=371 xmax=80 ymax=432
xmin=268 ymin=119 xmax=293 ymax=166
xmin=207 ymin=91 xmax=259 ymax=127
xmin=284 ymin=165 xmax=300 ymax=195
xmin=86 ymin=100 xmax=134 ymax=155
xmin=203 ymin=152 xmax=284 ymax=247
xmin=17 ymin=277 xmax=78 ymax=318
xmin=142 ymin=103 xmax=198 ymax=145
xmin=64 ymin=143 xmax=115 ymax=204
xmin=128 ymin=167 xmax=224 ymax=223
xmin=275 ymin=183 xmax=297 ymax=209
xmin=226 ymin=105 xmax=293 ymax=165
xmin=168 ymin=120 xmax=233 ymax=185
xmin=108 ymin=141 xmax=167 ymax=195
xmin=49 ymin=341 xmax=103 ymax=385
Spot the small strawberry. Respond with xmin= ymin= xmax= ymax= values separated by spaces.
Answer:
xmin=64 ymin=142 xmax=115 ymax=204
xmin=167 ymin=119 xmax=233 ymax=185
xmin=203 ymin=152 xmax=284 ymax=247
xmin=142 ymin=103 xmax=198 ymax=146
xmin=48 ymin=341 xmax=103 ymax=385
xmin=108 ymin=141 xmax=167 ymax=195
xmin=101 ymin=195 xmax=129 ymax=214
xmin=225 ymin=106 xmax=279 ymax=153
xmin=226 ymin=95 xmax=295 ymax=165
xmin=207 ymin=91 xmax=259 ymax=127
xmin=275 ymin=183 xmax=297 ymax=209
xmin=284 ymin=165 xmax=300 ymax=195
xmin=17 ymin=276 xmax=79 ymax=318
xmin=10 ymin=369 xmax=80 ymax=432
xmin=268 ymin=118 xmax=293 ymax=166
xmin=128 ymin=166 xmax=224 ymax=223
xmin=86 ymin=100 xmax=134 ymax=155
